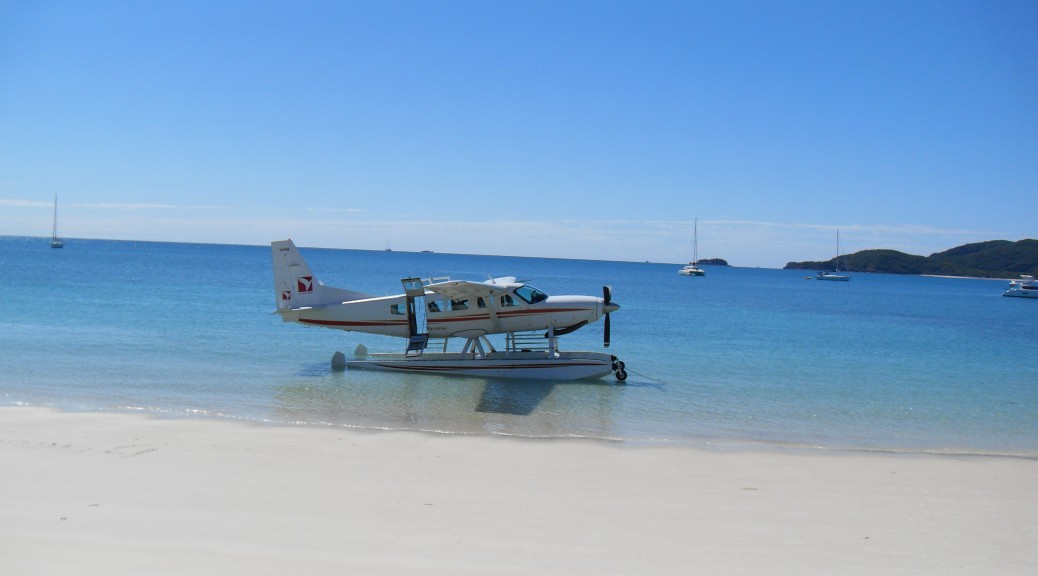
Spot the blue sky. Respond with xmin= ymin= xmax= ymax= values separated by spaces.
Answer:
xmin=2 ymin=1 xmax=1035 ymax=267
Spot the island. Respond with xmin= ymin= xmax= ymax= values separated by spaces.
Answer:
xmin=784 ymin=239 xmax=1038 ymax=278
xmin=697 ymin=258 xmax=730 ymax=266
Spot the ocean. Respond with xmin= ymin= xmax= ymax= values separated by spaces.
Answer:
xmin=2 ymin=236 xmax=1036 ymax=456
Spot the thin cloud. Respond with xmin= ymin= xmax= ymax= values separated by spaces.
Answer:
xmin=73 ymin=202 xmax=231 ymax=211
xmin=0 ymin=198 xmax=230 ymax=211
xmin=0 ymin=199 xmax=51 ymax=208
xmin=305 ymin=207 xmax=365 ymax=214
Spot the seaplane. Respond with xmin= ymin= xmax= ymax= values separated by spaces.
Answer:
xmin=271 ymin=239 xmax=627 ymax=381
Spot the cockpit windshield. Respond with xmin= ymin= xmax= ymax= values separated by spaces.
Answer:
xmin=514 ymin=285 xmax=548 ymax=304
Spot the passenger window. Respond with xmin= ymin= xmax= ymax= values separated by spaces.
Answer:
xmin=500 ymin=295 xmax=517 ymax=307
xmin=390 ymin=304 xmax=404 ymax=315
xmin=477 ymin=298 xmax=486 ymax=308
xmin=427 ymin=301 xmax=442 ymax=313
xmin=450 ymin=299 xmax=469 ymax=311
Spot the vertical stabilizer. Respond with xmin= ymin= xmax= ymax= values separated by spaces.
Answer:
xmin=271 ymin=239 xmax=374 ymax=311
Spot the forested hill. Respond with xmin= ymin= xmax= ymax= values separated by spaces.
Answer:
xmin=698 ymin=258 xmax=729 ymax=266
xmin=783 ymin=239 xmax=1038 ymax=278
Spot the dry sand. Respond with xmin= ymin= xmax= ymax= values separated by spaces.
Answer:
xmin=2 ymin=407 xmax=1035 ymax=575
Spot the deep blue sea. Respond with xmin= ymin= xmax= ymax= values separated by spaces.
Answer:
xmin=2 ymin=236 xmax=1036 ymax=456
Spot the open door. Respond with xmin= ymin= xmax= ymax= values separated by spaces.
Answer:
xmin=401 ymin=278 xmax=429 ymax=355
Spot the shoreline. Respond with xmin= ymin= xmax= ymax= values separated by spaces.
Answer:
xmin=921 ymin=274 xmax=1015 ymax=281
xmin=9 ymin=402 xmax=1038 ymax=460
xmin=4 ymin=406 xmax=1036 ymax=575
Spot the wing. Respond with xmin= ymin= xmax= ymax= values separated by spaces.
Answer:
xmin=425 ymin=280 xmax=510 ymax=300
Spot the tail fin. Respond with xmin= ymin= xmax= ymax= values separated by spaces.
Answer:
xmin=271 ymin=239 xmax=375 ymax=311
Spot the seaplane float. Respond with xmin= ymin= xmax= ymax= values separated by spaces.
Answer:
xmin=271 ymin=239 xmax=627 ymax=381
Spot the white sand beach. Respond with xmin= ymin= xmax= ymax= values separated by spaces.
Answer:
xmin=2 ymin=407 xmax=1035 ymax=575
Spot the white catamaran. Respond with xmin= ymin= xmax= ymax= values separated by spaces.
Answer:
xmin=678 ymin=218 xmax=705 ymax=276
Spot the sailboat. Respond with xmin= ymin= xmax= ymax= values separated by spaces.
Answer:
xmin=678 ymin=218 xmax=705 ymax=276
xmin=816 ymin=229 xmax=849 ymax=281
xmin=50 ymin=194 xmax=64 ymax=249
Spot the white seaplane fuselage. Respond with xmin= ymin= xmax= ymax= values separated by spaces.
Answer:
xmin=279 ymin=285 xmax=610 ymax=340
xmin=271 ymin=239 xmax=624 ymax=380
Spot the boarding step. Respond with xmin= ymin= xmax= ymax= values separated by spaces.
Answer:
xmin=404 ymin=335 xmax=451 ymax=356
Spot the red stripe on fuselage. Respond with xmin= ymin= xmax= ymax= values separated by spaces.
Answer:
xmin=300 ymin=319 xmax=408 ymax=327
xmin=494 ymin=307 xmax=590 ymax=318
xmin=300 ymin=307 xmax=592 ymax=328
xmin=427 ymin=314 xmax=492 ymax=324
xmin=425 ymin=307 xmax=591 ymax=324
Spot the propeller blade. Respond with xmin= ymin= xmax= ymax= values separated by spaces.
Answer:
xmin=604 ymin=312 xmax=611 ymax=348
xmin=603 ymin=285 xmax=612 ymax=305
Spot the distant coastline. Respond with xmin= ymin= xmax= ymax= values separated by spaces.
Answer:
xmin=784 ymin=239 xmax=1038 ymax=279
xmin=920 ymin=274 xmax=1012 ymax=281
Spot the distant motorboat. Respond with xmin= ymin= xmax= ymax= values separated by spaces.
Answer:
xmin=50 ymin=194 xmax=64 ymax=248
xmin=678 ymin=218 xmax=705 ymax=276
xmin=815 ymin=230 xmax=849 ymax=281
xmin=1003 ymin=275 xmax=1037 ymax=298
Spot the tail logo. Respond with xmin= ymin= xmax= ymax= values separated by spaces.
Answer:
xmin=297 ymin=276 xmax=314 ymax=293
xmin=281 ymin=290 xmax=292 ymax=300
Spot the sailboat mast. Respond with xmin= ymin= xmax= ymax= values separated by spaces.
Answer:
xmin=834 ymin=230 xmax=842 ymax=271
xmin=693 ymin=218 xmax=698 ymax=265
xmin=49 ymin=194 xmax=65 ymax=248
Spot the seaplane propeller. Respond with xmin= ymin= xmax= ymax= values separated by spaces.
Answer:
xmin=542 ymin=286 xmax=617 ymax=348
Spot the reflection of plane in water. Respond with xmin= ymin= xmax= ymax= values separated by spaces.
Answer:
xmin=271 ymin=372 xmax=628 ymax=435
xmin=272 ymin=239 xmax=627 ymax=381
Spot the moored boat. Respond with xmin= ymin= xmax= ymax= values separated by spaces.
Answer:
xmin=678 ymin=263 xmax=705 ymax=276
xmin=678 ymin=218 xmax=705 ymax=276
xmin=50 ymin=194 xmax=64 ymax=248
xmin=815 ymin=230 xmax=849 ymax=281
xmin=1003 ymin=275 xmax=1038 ymax=298
xmin=816 ymin=270 xmax=849 ymax=281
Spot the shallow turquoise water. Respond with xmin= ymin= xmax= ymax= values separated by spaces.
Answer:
xmin=2 ymin=236 xmax=1036 ymax=455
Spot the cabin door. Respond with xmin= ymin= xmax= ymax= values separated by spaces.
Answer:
xmin=401 ymin=278 xmax=429 ymax=353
